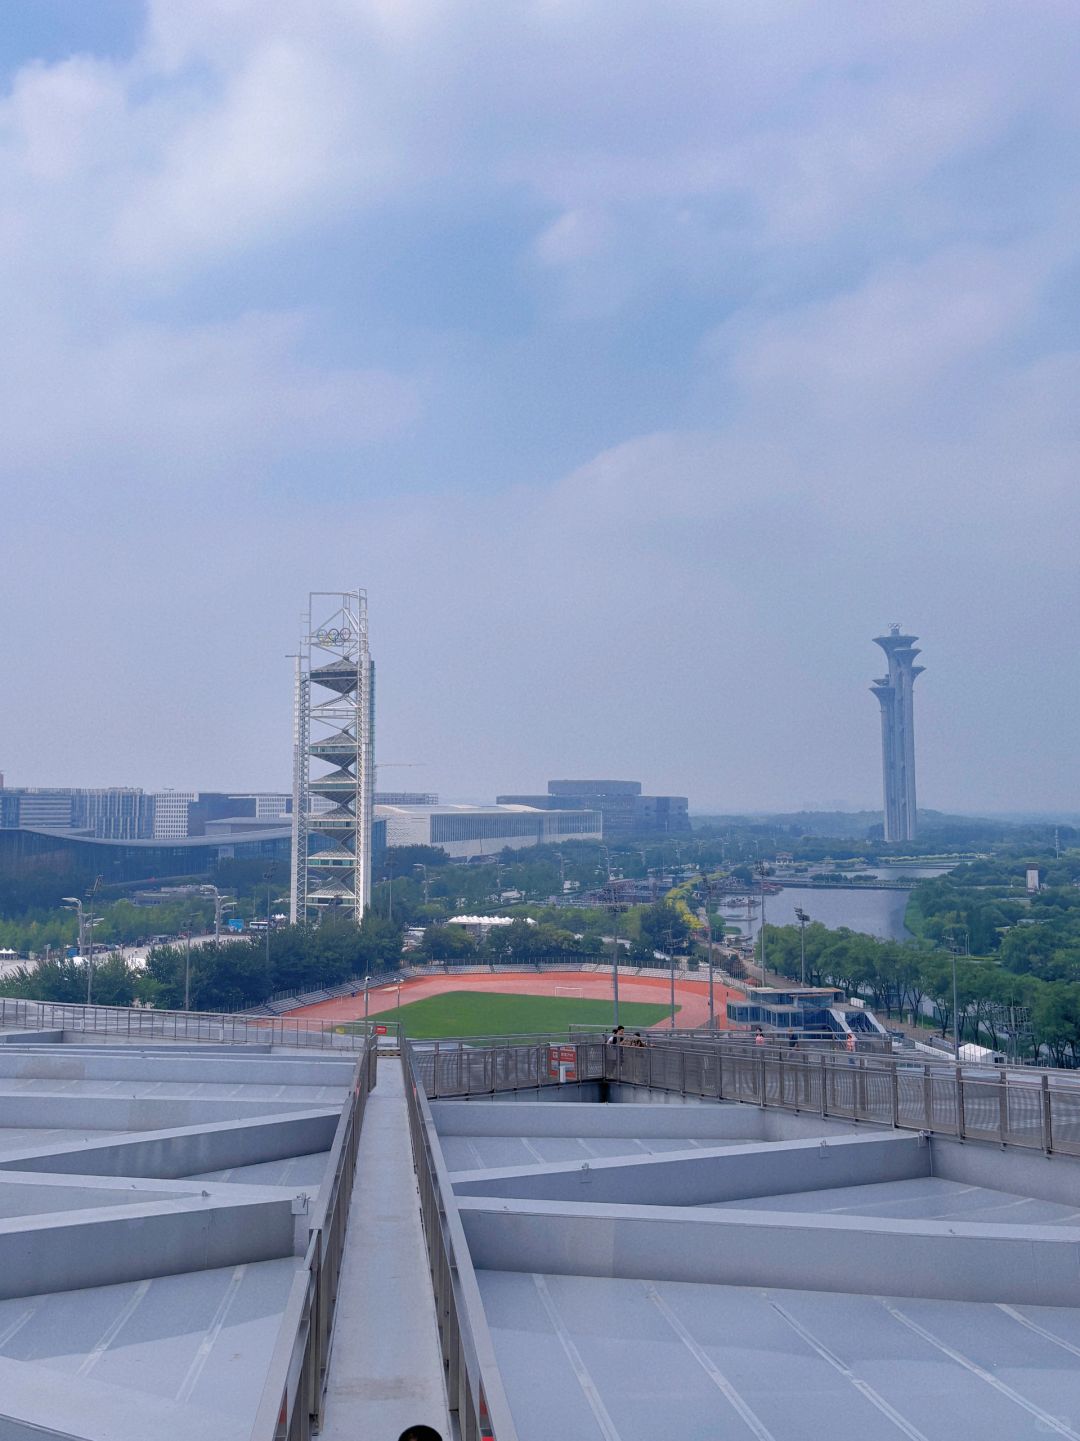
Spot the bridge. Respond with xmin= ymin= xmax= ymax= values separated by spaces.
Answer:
xmin=771 ymin=876 xmax=918 ymax=891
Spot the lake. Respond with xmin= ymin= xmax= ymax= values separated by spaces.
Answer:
xmin=718 ymin=866 xmax=954 ymax=944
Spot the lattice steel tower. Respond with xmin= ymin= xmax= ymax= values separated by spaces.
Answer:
xmin=290 ymin=591 xmax=374 ymax=924
xmin=871 ymin=625 xmax=924 ymax=843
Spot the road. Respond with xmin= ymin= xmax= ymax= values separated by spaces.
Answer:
xmin=0 ymin=934 xmax=220 ymax=979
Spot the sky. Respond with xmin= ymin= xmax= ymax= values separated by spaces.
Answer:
xmin=1 ymin=0 xmax=1078 ymax=814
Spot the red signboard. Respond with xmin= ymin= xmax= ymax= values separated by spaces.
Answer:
xmin=374 ymin=1024 xmax=388 ymax=1036
xmin=547 ymin=1044 xmax=577 ymax=1081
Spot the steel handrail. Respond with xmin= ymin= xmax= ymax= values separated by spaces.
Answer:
xmin=250 ymin=1038 xmax=378 ymax=1440
xmin=404 ymin=1048 xmax=519 ymax=1440
xmin=0 ymin=994 xmax=369 ymax=1051
xmin=413 ymin=1036 xmax=1080 ymax=1158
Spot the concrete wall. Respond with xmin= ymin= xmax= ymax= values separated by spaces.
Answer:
xmin=452 ymin=1131 xmax=928 ymax=1204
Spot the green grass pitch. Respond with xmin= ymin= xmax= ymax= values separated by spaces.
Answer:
xmin=360 ymin=989 xmax=674 ymax=1039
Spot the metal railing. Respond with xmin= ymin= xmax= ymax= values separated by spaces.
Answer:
xmin=413 ymin=1037 xmax=1080 ymax=1157
xmin=252 ymin=1038 xmax=379 ymax=1439
xmin=404 ymin=1051 xmax=519 ymax=1440
xmin=0 ymin=995 xmax=372 ymax=1050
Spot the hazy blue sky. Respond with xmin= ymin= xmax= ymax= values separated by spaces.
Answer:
xmin=1 ymin=1 xmax=1078 ymax=813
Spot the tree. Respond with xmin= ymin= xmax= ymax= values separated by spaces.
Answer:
xmin=638 ymin=901 xmax=692 ymax=955
xmin=418 ymin=924 xmax=475 ymax=963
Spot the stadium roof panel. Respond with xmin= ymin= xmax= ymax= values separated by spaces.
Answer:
xmin=424 ymin=1082 xmax=1080 ymax=1441
xmin=0 ymin=1035 xmax=358 ymax=1439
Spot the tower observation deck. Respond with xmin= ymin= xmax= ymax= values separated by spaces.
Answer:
xmin=872 ymin=625 xmax=924 ymax=843
xmin=291 ymin=591 xmax=374 ymax=924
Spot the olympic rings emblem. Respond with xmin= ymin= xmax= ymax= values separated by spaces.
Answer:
xmin=315 ymin=627 xmax=353 ymax=646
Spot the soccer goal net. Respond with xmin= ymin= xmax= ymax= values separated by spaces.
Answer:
xmin=554 ymin=986 xmax=585 ymax=998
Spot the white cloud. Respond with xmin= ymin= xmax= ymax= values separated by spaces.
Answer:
xmin=1 ymin=1 xmax=1079 ymax=810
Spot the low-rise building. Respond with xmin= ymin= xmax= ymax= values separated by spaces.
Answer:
xmin=376 ymin=803 xmax=601 ymax=858
xmin=497 ymin=778 xmax=691 ymax=835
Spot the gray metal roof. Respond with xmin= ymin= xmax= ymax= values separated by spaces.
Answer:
xmin=0 ymin=1035 xmax=356 ymax=1439
xmin=424 ymin=1088 xmax=1080 ymax=1441
xmin=21 ymin=824 xmax=292 ymax=848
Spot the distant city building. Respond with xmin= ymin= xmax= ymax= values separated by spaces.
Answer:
xmin=374 ymin=791 xmax=439 ymax=806
xmin=0 ymin=787 xmax=75 ymax=830
xmin=871 ymin=626 xmax=924 ymax=843
xmin=72 ymin=788 xmax=154 ymax=839
xmin=496 ymin=779 xmax=690 ymax=836
xmin=376 ymin=803 xmax=602 ymax=859
xmin=444 ymin=914 xmax=534 ymax=939
xmin=151 ymin=790 xmax=198 ymax=840
xmin=0 ymin=825 xmax=291 ymax=885
xmin=231 ymin=792 xmax=293 ymax=820
xmin=0 ymin=784 xmax=292 ymax=841
xmin=0 ymin=786 xmax=153 ymax=839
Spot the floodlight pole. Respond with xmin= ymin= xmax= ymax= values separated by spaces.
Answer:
xmin=700 ymin=880 xmax=716 ymax=1031
xmin=85 ymin=876 xmax=102 ymax=1006
xmin=611 ymin=907 xmax=621 ymax=1029
xmin=795 ymin=908 xmax=810 ymax=986
xmin=263 ymin=865 xmax=276 ymax=973
xmin=668 ymin=933 xmax=677 ymax=1030
xmin=757 ymin=862 xmax=768 ymax=986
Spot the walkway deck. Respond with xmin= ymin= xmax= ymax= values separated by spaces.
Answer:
xmin=320 ymin=1057 xmax=450 ymax=1441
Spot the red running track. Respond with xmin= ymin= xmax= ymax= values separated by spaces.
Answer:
xmin=289 ymin=969 xmax=738 ymax=1030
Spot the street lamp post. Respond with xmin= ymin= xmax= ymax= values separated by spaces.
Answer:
xmin=63 ymin=896 xmax=88 ymax=1001
xmin=757 ymin=862 xmax=769 ymax=986
xmin=62 ymin=897 xmax=86 ymax=958
xmin=668 ymin=932 xmax=677 ymax=1030
xmin=601 ymin=881 xmax=624 ymax=1030
xmin=794 ymin=908 xmax=810 ymax=986
xmin=183 ymin=929 xmax=192 ymax=1011
xmin=705 ymin=911 xmax=716 ymax=1031
xmin=65 ymin=878 xmax=101 ymax=1006
xmin=952 ymin=950 xmax=959 ymax=1057
xmin=413 ymin=864 xmax=429 ymax=905
xmin=262 ymin=865 xmax=276 ymax=974
xmin=611 ymin=906 xmax=621 ymax=1028
xmin=945 ymin=926 xmax=968 ymax=1057
xmin=200 ymin=885 xmax=235 ymax=946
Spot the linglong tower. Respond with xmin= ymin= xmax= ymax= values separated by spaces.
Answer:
xmin=871 ymin=626 xmax=924 ymax=843
xmin=291 ymin=591 xmax=374 ymax=925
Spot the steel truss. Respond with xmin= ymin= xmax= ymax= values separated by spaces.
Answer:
xmin=290 ymin=591 xmax=374 ymax=925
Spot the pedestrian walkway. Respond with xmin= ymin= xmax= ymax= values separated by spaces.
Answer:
xmin=320 ymin=1058 xmax=451 ymax=1441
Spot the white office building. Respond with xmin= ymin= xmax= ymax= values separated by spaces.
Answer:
xmin=151 ymin=791 xmax=197 ymax=840
xmin=230 ymin=793 xmax=292 ymax=820
xmin=374 ymin=803 xmax=602 ymax=859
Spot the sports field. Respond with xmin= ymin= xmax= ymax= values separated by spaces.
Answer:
xmin=362 ymin=990 xmax=672 ymax=1039
xmin=289 ymin=967 xmax=739 ymax=1032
